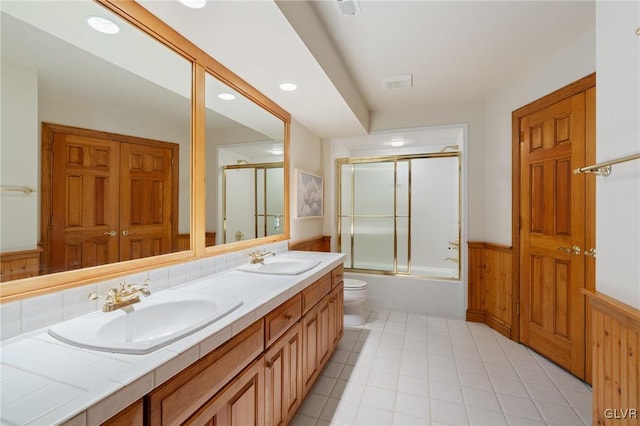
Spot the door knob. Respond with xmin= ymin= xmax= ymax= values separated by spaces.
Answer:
xmin=122 ymin=230 xmax=134 ymax=236
xmin=558 ymin=245 xmax=581 ymax=256
xmin=584 ymin=248 xmax=596 ymax=258
xmin=103 ymin=231 xmax=116 ymax=237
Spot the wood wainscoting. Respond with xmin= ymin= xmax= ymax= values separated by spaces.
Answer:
xmin=176 ymin=233 xmax=216 ymax=251
xmin=467 ymin=241 xmax=514 ymax=338
xmin=0 ymin=247 xmax=44 ymax=282
xmin=288 ymin=236 xmax=331 ymax=253
xmin=586 ymin=290 xmax=640 ymax=425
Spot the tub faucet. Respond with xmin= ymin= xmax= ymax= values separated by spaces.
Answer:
xmin=249 ymin=249 xmax=275 ymax=264
xmin=445 ymin=257 xmax=459 ymax=264
xmin=89 ymin=279 xmax=151 ymax=312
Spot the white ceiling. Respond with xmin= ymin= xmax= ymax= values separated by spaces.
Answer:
xmin=139 ymin=0 xmax=595 ymax=139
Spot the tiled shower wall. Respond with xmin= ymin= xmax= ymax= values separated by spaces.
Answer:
xmin=0 ymin=242 xmax=288 ymax=341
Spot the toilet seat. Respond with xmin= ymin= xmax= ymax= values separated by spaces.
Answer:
xmin=344 ymin=278 xmax=367 ymax=290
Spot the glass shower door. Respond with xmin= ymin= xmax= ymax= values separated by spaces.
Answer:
xmin=352 ymin=162 xmax=395 ymax=272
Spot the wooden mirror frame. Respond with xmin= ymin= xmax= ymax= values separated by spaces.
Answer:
xmin=0 ymin=0 xmax=290 ymax=302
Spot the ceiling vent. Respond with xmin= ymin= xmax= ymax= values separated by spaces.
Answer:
xmin=336 ymin=0 xmax=361 ymax=16
xmin=383 ymin=74 xmax=413 ymax=90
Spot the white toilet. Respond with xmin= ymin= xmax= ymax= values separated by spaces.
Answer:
xmin=343 ymin=278 xmax=368 ymax=326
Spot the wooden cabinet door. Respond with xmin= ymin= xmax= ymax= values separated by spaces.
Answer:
xmin=185 ymin=357 xmax=264 ymax=426
xmin=302 ymin=302 xmax=320 ymax=395
xmin=330 ymin=283 xmax=344 ymax=350
xmin=101 ymin=400 xmax=144 ymax=426
xmin=119 ymin=142 xmax=174 ymax=261
xmin=302 ymin=294 xmax=332 ymax=395
xmin=264 ymin=322 xmax=303 ymax=426
xmin=50 ymin=132 xmax=120 ymax=272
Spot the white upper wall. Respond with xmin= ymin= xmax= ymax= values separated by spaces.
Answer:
xmin=595 ymin=1 xmax=640 ymax=308
xmin=289 ymin=119 xmax=324 ymax=243
xmin=483 ymin=31 xmax=596 ymax=245
xmin=369 ymin=101 xmax=485 ymax=242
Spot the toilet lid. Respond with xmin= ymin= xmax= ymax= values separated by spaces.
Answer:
xmin=343 ymin=278 xmax=367 ymax=290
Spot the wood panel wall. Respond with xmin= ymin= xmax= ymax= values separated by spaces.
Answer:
xmin=288 ymin=236 xmax=331 ymax=253
xmin=0 ymin=247 xmax=43 ymax=282
xmin=467 ymin=241 xmax=514 ymax=338
xmin=586 ymin=290 xmax=640 ymax=425
xmin=176 ymin=233 xmax=216 ymax=251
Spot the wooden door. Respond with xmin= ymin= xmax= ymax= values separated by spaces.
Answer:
xmin=519 ymin=92 xmax=588 ymax=379
xmin=119 ymin=142 xmax=173 ymax=261
xmin=50 ymin=133 xmax=120 ymax=272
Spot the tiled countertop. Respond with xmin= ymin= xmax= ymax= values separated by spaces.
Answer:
xmin=0 ymin=251 xmax=345 ymax=426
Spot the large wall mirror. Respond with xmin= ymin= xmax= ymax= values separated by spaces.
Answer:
xmin=0 ymin=0 xmax=290 ymax=298
xmin=204 ymin=72 xmax=285 ymax=245
xmin=1 ymin=0 xmax=192 ymax=282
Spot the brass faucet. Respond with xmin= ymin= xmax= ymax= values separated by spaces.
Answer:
xmin=248 ymin=249 xmax=275 ymax=264
xmin=89 ymin=279 xmax=151 ymax=312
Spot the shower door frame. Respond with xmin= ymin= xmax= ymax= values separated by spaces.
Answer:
xmin=336 ymin=152 xmax=462 ymax=280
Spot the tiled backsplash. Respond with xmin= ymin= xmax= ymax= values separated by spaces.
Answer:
xmin=0 ymin=242 xmax=288 ymax=341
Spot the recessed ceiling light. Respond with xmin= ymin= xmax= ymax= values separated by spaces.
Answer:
xmin=279 ymin=83 xmax=297 ymax=92
xmin=87 ymin=16 xmax=120 ymax=34
xmin=179 ymin=0 xmax=206 ymax=9
xmin=218 ymin=93 xmax=236 ymax=100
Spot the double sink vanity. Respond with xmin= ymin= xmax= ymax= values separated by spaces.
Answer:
xmin=0 ymin=251 xmax=345 ymax=425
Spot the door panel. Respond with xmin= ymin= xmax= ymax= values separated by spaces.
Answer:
xmin=119 ymin=143 xmax=173 ymax=261
xmin=520 ymin=93 xmax=587 ymax=379
xmin=50 ymin=133 xmax=120 ymax=272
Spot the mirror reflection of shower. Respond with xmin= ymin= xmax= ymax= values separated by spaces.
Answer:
xmin=215 ymin=142 xmax=284 ymax=244
xmin=223 ymin=163 xmax=283 ymax=243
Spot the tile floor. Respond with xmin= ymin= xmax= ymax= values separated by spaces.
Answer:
xmin=291 ymin=308 xmax=592 ymax=426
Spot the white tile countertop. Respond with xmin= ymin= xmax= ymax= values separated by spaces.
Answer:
xmin=0 ymin=251 xmax=345 ymax=426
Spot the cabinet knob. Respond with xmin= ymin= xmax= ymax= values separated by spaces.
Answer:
xmin=584 ymin=248 xmax=596 ymax=258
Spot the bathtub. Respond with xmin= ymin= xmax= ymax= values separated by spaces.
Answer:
xmin=344 ymin=270 xmax=465 ymax=319
xmin=409 ymin=265 xmax=459 ymax=279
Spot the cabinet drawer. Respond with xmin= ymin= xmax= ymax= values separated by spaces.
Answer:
xmin=265 ymin=293 xmax=302 ymax=347
xmin=148 ymin=320 xmax=264 ymax=426
xmin=331 ymin=265 xmax=344 ymax=288
xmin=302 ymin=273 xmax=332 ymax=314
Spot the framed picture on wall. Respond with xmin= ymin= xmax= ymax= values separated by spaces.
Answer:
xmin=295 ymin=169 xmax=323 ymax=218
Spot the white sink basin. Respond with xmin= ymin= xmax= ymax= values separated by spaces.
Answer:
xmin=48 ymin=294 xmax=243 ymax=354
xmin=236 ymin=258 xmax=320 ymax=275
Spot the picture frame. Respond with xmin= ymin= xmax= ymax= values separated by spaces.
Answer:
xmin=295 ymin=169 xmax=323 ymax=218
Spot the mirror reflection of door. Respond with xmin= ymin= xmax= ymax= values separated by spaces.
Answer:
xmin=44 ymin=123 xmax=178 ymax=274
